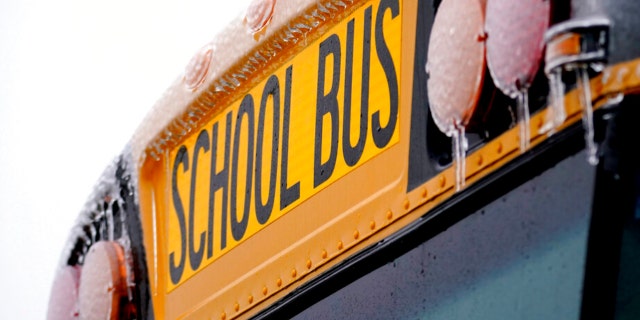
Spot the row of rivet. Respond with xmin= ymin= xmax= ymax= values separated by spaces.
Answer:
xmin=217 ymin=190 xmax=409 ymax=319
xmin=217 ymin=117 xmax=546 ymax=319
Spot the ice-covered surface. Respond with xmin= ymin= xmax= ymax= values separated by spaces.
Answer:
xmin=426 ymin=0 xmax=486 ymax=135
xmin=130 ymin=0 xmax=363 ymax=170
xmin=485 ymin=0 xmax=550 ymax=152
xmin=426 ymin=0 xmax=486 ymax=191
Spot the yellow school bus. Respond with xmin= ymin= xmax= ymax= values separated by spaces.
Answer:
xmin=48 ymin=0 xmax=640 ymax=319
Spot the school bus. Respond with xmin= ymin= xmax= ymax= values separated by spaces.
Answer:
xmin=48 ymin=0 xmax=640 ymax=319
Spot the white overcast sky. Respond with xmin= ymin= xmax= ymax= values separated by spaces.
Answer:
xmin=0 ymin=0 xmax=251 ymax=318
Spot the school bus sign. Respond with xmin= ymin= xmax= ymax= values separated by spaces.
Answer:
xmin=166 ymin=0 xmax=402 ymax=290
xmin=48 ymin=0 xmax=640 ymax=317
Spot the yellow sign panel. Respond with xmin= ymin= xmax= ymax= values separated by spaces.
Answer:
xmin=166 ymin=0 xmax=402 ymax=291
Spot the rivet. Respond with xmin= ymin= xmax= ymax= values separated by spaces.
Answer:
xmin=234 ymin=303 xmax=240 ymax=312
xmin=262 ymin=286 xmax=268 ymax=296
xmin=291 ymin=268 xmax=297 ymax=278
xmin=337 ymin=241 xmax=344 ymax=250
xmin=439 ymin=175 xmax=446 ymax=188
xmin=370 ymin=221 xmax=376 ymax=230
xmin=477 ymin=154 xmax=483 ymax=166
xmin=353 ymin=230 xmax=360 ymax=240
xmin=403 ymin=199 xmax=410 ymax=210
xmin=276 ymin=278 xmax=282 ymax=287
xmin=421 ymin=187 xmax=428 ymax=198
xmin=221 ymin=312 xmax=226 ymax=320
xmin=321 ymin=249 xmax=328 ymax=259
xmin=306 ymin=259 xmax=312 ymax=269
xmin=248 ymin=295 xmax=253 ymax=304
xmin=496 ymin=141 xmax=503 ymax=154
xmin=183 ymin=43 xmax=213 ymax=91
xmin=386 ymin=210 xmax=393 ymax=220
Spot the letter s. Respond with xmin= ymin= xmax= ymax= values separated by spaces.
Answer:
xmin=372 ymin=0 xmax=399 ymax=148
xmin=170 ymin=146 xmax=189 ymax=285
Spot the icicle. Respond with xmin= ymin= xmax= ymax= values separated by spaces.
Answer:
xmin=106 ymin=202 xmax=115 ymax=241
xmin=541 ymin=69 xmax=567 ymax=135
xmin=516 ymin=89 xmax=531 ymax=152
xmin=451 ymin=122 xmax=468 ymax=192
xmin=575 ymin=66 xmax=598 ymax=165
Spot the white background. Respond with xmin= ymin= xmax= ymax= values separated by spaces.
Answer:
xmin=0 ymin=0 xmax=251 ymax=318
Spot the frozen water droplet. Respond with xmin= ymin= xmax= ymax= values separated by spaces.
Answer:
xmin=576 ymin=66 xmax=598 ymax=165
xmin=517 ymin=90 xmax=531 ymax=152
xmin=541 ymin=69 xmax=566 ymax=135
xmin=451 ymin=123 xmax=467 ymax=192
xmin=617 ymin=67 xmax=629 ymax=84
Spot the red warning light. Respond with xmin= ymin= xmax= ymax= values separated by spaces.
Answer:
xmin=485 ymin=0 xmax=550 ymax=96
xmin=427 ymin=0 xmax=486 ymax=134
xmin=427 ymin=0 xmax=487 ymax=191
xmin=78 ymin=241 xmax=129 ymax=320
xmin=47 ymin=265 xmax=81 ymax=320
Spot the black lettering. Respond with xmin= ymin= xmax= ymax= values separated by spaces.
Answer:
xmin=342 ymin=8 xmax=371 ymax=166
xmin=188 ymin=130 xmax=209 ymax=271
xmin=169 ymin=146 xmax=188 ymax=285
xmin=372 ymin=0 xmax=399 ymax=148
xmin=209 ymin=114 xmax=232 ymax=254
xmin=230 ymin=95 xmax=255 ymax=241
xmin=255 ymin=75 xmax=280 ymax=224
xmin=280 ymin=66 xmax=301 ymax=209
xmin=314 ymin=34 xmax=341 ymax=188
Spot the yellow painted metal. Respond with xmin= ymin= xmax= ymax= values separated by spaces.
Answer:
xmin=165 ymin=0 xmax=401 ymax=290
xmin=135 ymin=0 xmax=640 ymax=317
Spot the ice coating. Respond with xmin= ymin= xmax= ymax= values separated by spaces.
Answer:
xmin=485 ymin=0 xmax=550 ymax=152
xmin=427 ymin=0 xmax=486 ymax=134
xmin=245 ymin=0 xmax=277 ymax=36
xmin=78 ymin=241 xmax=127 ymax=319
xmin=183 ymin=43 xmax=214 ymax=91
xmin=130 ymin=0 xmax=360 ymax=170
xmin=542 ymin=17 xmax=611 ymax=164
xmin=516 ymin=90 xmax=531 ymax=152
xmin=485 ymin=0 xmax=550 ymax=97
xmin=427 ymin=0 xmax=486 ymax=191
xmin=49 ymin=147 xmax=144 ymax=319
xmin=576 ymin=67 xmax=598 ymax=165
xmin=47 ymin=266 xmax=80 ymax=320
xmin=540 ymin=69 xmax=567 ymax=135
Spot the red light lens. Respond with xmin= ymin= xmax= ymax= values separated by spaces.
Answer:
xmin=78 ymin=241 xmax=128 ymax=320
xmin=485 ymin=0 xmax=550 ymax=96
xmin=47 ymin=265 xmax=81 ymax=320
xmin=427 ymin=0 xmax=486 ymax=134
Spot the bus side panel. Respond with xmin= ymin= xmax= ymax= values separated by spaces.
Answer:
xmin=295 ymin=150 xmax=594 ymax=319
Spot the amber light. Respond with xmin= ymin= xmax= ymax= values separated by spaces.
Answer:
xmin=244 ymin=0 xmax=277 ymax=37
xmin=184 ymin=44 xmax=214 ymax=91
